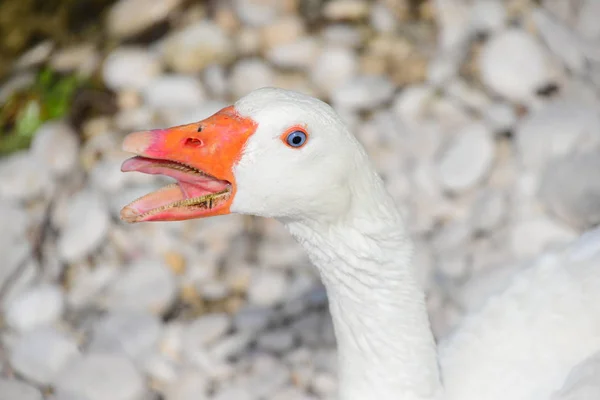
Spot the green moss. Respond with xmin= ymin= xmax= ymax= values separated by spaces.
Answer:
xmin=0 ymin=68 xmax=85 ymax=155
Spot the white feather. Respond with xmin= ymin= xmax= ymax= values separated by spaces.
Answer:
xmin=225 ymin=87 xmax=600 ymax=400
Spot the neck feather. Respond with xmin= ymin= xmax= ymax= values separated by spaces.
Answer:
xmin=282 ymin=169 xmax=442 ymax=400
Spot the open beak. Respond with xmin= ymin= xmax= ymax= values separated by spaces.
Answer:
xmin=120 ymin=106 xmax=256 ymax=223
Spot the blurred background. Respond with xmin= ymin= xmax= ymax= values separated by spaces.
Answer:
xmin=1 ymin=0 xmax=599 ymax=399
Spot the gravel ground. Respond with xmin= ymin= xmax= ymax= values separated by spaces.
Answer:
xmin=1 ymin=0 xmax=600 ymax=399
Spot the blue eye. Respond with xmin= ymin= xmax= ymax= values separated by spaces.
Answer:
xmin=286 ymin=130 xmax=307 ymax=148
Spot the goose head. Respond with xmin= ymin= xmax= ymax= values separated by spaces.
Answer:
xmin=120 ymin=87 xmax=372 ymax=224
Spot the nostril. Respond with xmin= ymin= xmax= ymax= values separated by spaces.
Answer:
xmin=184 ymin=137 xmax=203 ymax=147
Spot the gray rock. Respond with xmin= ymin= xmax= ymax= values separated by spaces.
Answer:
xmin=437 ymin=123 xmax=495 ymax=193
xmin=54 ymin=354 xmax=145 ymax=400
xmin=9 ymin=327 xmax=80 ymax=385
xmin=247 ymin=269 xmax=289 ymax=307
xmin=233 ymin=0 xmax=280 ymax=27
xmin=510 ymin=217 xmax=576 ymax=259
xmin=183 ymin=313 xmax=231 ymax=348
xmin=233 ymin=306 xmax=272 ymax=332
xmin=4 ymin=283 xmax=65 ymax=332
xmin=57 ymin=190 xmax=110 ymax=262
xmin=532 ymin=8 xmax=587 ymax=73
xmin=310 ymin=46 xmax=358 ymax=96
xmin=539 ymin=152 xmax=600 ymax=229
xmin=266 ymin=38 xmax=318 ymax=70
xmin=257 ymin=329 xmax=295 ymax=353
xmin=0 ymin=151 xmax=51 ymax=201
xmin=107 ymin=0 xmax=182 ymax=39
xmin=577 ymin=0 xmax=600 ymax=39
xmin=67 ymin=264 xmax=119 ymax=309
xmin=331 ymin=75 xmax=395 ymax=111
xmin=103 ymin=47 xmax=162 ymax=91
xmin=322 ymin=25 xmax=364 ymax=48
xmin=30 ymin=121 xmax=79 ymax=176
xmin=0 ymin=379 xmax=42 ymax=400
xmin=105 ymin=259 xmax=177 ymax=315
xmin=229 ymin=58 xmax=275 ymax=98
xmin=143 ymin=75 xmax=205 ymax=112
xmin=515 ymin=100 xmax=600 ymax=170
xmin=470 ymin=190 xmax=508 ymax=233
xmin=478 ymin=28 xmax=551 ymax=103
xmin=89 ymin=310 xmax=162 ymax=361
xmin=163 ymin=369 xmax=209 ymax=400
xmin=369 ymin=2 xmax=397 ymax=33
xmin=470 ymin=0 xmax=506 ymax=34
xmin=162 ymin=21 xmax=234 ymax=73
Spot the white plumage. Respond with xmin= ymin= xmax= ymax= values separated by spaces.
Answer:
xmin=124 ymin=87 xmax=600 ymax=400
xmin=232 ymin=88 xmax=600 ymax=400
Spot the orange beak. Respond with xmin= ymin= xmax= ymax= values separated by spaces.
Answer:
xmin=120 ymin=106 xmax=257 ymax=223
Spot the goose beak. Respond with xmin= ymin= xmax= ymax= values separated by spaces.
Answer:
xmin=119 ymin=106 xmax=256 ymax=223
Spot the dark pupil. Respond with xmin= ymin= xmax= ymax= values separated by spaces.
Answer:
xmin=292 ymin=135 xmax=302 ymax=145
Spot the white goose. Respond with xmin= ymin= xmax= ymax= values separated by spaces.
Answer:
xmin=120 ymin=87 xmax=600 ymax=400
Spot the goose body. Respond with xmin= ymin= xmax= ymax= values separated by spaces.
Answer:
xmin=120 ymin=87 xmax=600 ymax=400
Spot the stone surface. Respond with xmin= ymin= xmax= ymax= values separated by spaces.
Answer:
xmin=162 ymin=21 xmax=234 ymax=73
xmin=479 ymin=28 xmax=552 ymax=103
xmin=143 ymin=75 xmax=206 ymax=111
xmin=107 ymin=0 xmax=182 ymax=39
xmin=89 ymin=310 xmax=163 ymax=361
xmin=0 ymin=379 xmax=42 ymax=400
xmin=538 ymin=152 xmax=600 ymax=230
xmin=104 ymin=259 xmax=177 ymax=315
xmin=103 ymin=47 xmax=162 ymax=91
xmin=0 ymin=152 xmax=51 ymax=201
xmin=247 ymin=269 xmax=288 ymax=307
xmin=436 ymin=123 xmax=495 ymax=193
xmin=229 ymin=58 xmax=275 ymax=98
xmin=9 ymin=327 xmax=80 ymax=385
xmin=30 ymin=121 xmax=79 ymax=176
xmin=57 ymin=190 xmax=110 ymax=262
xmin=331 ymin=75 xmax=395 ymax=111
xmin=515 ymin=100 xmax=600 ymax=170
xmin=310 ymin=46 xmax=358 ymax=96
xmin=4 ymin=284 xmax=65 ymax=332
xmin=54 ymin=354 xmax=146 ymax=400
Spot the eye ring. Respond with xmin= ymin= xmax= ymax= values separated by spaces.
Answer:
xmin=285 ymin=130 xmax=308 ymax=148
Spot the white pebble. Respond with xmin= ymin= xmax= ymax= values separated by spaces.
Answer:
xmin=479 ymin=28 xmax=551 ymax=103
xmin=0 ymin=379 xmax=42 ymax=400
xmin=515 ymin=100 xmax=600 ymax=169
xmin=247 ymin=269 xmax=288 ymax=307
xmin=511 ymin=218 xmax=577 ymax=259
xmin=4 ymin=284 xmax=64 ymax=332
xmin=143 ymin=75 xmax=205 ymax=111
xmin=9 ymin=327 xmax=80 ymax=385
xmin=437 ymin=123 xmax=495 ymax=193
xmin=229 ymin=58 xmax=275 ymax=98
xmin=470 ymin=190 xmax=508 ymax=233
xmin=164 ymin=369 xmax=209 ymax=400
xmin=331 ymin=75 xmax=395 ymax=111
xmin=233 ymin=0 xmax=279 ymax=27
xmin=0 ymin=152 xmax=51 ymax=201
xmin=103 ymin=47 xmax=162 ymax=91
xmin=267 ymin=38 xmax=318 ymax=70
xmin=162 ymin=21 xmax=233 ymax=73
xmin=54 ymin=354 xmax=146 ymax=400
xmin=30 ymin=121 xmax=79 ymax=176
xmin=184 ymin=313 xmax=231 ymax=347
xmin=57 ymin=190 xmax=110 ymax=262
xmin=105 ymin=259 xmax=177 ymax=315
xmin=310 ymin=46 xmax=358 ymax=96
xmin=107 ymin=0 xmax=182 ymax=39
xmin=89 ymin=310 xmax=163 ymax=361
